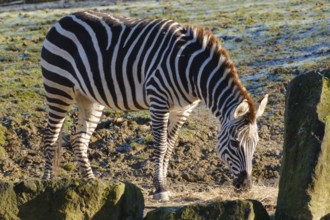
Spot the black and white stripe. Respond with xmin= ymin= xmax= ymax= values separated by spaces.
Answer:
xmin=40 ymin=10 xmax=268 ymax=200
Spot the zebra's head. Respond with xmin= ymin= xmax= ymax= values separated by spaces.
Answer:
xmin=216 ymin=95 xmax=268 ymax=191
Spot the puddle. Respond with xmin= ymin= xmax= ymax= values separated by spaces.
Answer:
xmin=241 ymin=72 xmax=269 ymax=82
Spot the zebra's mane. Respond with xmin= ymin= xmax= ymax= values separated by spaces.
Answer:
xmin=186 ymin=26 xmax=257 ymax=122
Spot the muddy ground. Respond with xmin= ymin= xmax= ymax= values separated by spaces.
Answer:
xmin=0 ymin=0 xmax=329 ymax=216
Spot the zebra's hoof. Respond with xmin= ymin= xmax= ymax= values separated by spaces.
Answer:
xmin=153 ymin=191 xmax=170 ymax=201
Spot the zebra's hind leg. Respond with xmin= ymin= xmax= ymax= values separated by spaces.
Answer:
xmin=71 ymin=94 xmax=104 ymax=179
xmin=42 ymin=88 xmax=74 ymax=180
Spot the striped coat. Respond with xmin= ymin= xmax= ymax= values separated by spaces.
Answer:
xmin=41 ymin=10 xmax=268 ymax=200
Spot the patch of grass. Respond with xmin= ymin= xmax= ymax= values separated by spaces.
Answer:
xmin=144 ymin=134 xmax=154 ymax=145
xmin=0 ymin=146 xmax=7 ymax=159
xmin=63 ymin=162 xmax=76 ymax=172
xmin=0 ymin=125 xmax=7 ymax=147
xmin=132 ymin=152 xmax=148 ymax=161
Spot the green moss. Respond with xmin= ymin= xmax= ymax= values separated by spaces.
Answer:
xmin=0 ymin=179 xmax=144 ymax=220
xmin=308 ymin=120 xmax=330 ymax=219
xmin=107 ymin=182 xmax=125 ymax=205
xmin=317 ymin=77 xmax=330 ymax=122
xmin=309 ymin=74 xmax=330 ymax=219
xmin=62 ymin=162 xmax=76 ymax=172
xmin=0 ymin=182 xmax=19 ymax=220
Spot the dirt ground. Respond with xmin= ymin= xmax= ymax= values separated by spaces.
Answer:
xmin=0 ymin=0 xmax=329 ymax=217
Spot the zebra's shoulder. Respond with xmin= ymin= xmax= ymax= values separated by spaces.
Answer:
xmin=184 ymin=26 xmax=222 ymax=50
xmin=184 ymin=25 xmax=257 ymax=121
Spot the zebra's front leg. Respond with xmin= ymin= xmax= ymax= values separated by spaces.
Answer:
xmin=162 ymin=103 xmax=198 ymax=186
xmin=162 ymin=111 xmax=190 ymax=182
xmin=71 ymin=95 xmax=104 ymax=179
xmin=150 ymin=108 xmax=170 ymax=201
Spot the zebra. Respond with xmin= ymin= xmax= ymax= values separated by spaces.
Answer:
xmin=40 ymin=10 xmax=268 ymax=201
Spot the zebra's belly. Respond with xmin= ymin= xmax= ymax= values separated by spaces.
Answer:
xmin=78 ymin=84 xmax=150 ymax=112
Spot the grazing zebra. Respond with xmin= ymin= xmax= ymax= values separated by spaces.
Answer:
xmin=40 ymin=10 xmax=268 ymax=201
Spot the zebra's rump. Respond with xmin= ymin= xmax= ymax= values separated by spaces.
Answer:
xmin=40 ymin=10 xmax=185 ymax=111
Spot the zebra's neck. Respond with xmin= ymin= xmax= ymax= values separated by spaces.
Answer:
xmin=182 ymin=27 xmax=256 ymax=123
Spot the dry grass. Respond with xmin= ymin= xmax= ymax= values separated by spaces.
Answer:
xmin=144 ymin=183 xmax=278 ymax=215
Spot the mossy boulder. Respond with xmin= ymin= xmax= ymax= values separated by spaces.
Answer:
xmin=144 ymin=200 xmax=269 ymax=220
xmin=0 ymin=179 xmax=144 ymax=220
xmin=276 ymin=69 xmax=330 ymax=220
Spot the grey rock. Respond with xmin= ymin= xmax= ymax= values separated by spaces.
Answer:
xmin=0 ymin=179 xmax=144 ymax=220
xmin=144 ymin=199 xmax=269 ymax=220
xmin=275 ymin=69 xmax=330 ymax=220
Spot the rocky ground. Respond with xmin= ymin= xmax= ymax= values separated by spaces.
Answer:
xmin=0 ymin=0 xmax=329 ymax=216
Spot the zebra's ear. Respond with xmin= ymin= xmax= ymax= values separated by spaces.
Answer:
xmin=256 ymin=94 xmax=268 ymax=118
xmin=233 ymin=100 xmax=250 ymax=119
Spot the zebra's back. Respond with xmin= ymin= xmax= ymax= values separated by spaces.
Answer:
xmin=41 ymin=10 xmax=185 ymax=111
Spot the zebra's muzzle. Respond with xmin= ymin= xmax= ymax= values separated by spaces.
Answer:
xmin=233 ymin=171 xmax=252 ymax=191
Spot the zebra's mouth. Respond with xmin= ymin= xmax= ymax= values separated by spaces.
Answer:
xmin=233 ymin=171 xmax=252 ymax=191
